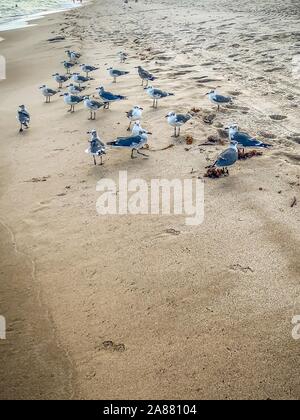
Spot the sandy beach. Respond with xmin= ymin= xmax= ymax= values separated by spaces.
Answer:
xmin=0 ymin=0 xmax=299 ymax=400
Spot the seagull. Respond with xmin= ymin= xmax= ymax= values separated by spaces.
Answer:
xmin=119 ymin=52 xmax=128 ymax=63
xmin=85 ymin=130 xmax=106 ymax=165
xmin=96 ymin=86 xmax=127 ymax=109
xmin=226 ymin=124 xmax=273 ymax=151
xmin=126 ymin=106 xmax=143 ymax=131
xmin=17 ymin=105 xmax=30 ymax=132
xmin=66 ymin=83 xmax=86 ymax=95
xmin=212 ymin=141 xmax=239 ymax=173
xmin=135 ymin=66 xmax=156 ymax=87
xmin=62 ymin=92 xmax=84 ymax=113
xmin=65 ymin=50 xmax=81 ymax=63
xmin=107 ymin=67 xmax=130 ymax=83
xmin=84 ymin=96 xmax=105 ymax=120
xmin=62 ymin=61 xmax=76 ymax=74
xmin=39 ymin=85 xmax=59 ymax=103
xmin=206 ymin=90 xmax=232 ymax=111
xmin=146 ymin=86 xmax=174 ymax=108
xmin=107 ymin=129 xmax=152 ymax=159
xmin=80 ymin=64 xmax=99 ymax=77
xmin=131 ymin=121 xmax=145 ymax=137
xmin=52 ymin=73 xmax=70 ymax=88
xmin=71 ymin=73 xmax=93 ymax=87
xmin=166 ymin=112 xmax=192 ymax=137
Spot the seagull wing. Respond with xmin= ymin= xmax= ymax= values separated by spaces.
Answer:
xmin=215 ymin=148 xmax=238 ymax=167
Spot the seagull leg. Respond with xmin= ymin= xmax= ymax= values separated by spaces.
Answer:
xmin=99 ymin=155 xmax=104 ymax=166
xmin=127 ymin=121 xmax=132 ymax=131
xmin=19 ymin=124 xmax=23 ymax=133
xmin=88 ymin=111 xmax=92 ymax=120
xmin=113 ymin=77 xmax=116 ymax=83
xmin=137 ymin=149 xmax=149 ymax=158
xmin=131 ymin=149 xmax=137 ymax=159
xmin=93 ymin=156 xmax=97 ymax=165
xmin=178 ymin=127 xmax=181 ymax=137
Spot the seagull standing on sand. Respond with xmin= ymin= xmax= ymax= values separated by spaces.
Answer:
xmin=96 ymin=87 xmax=127 ymax=109
xmin=146 ymin=86 xmax=174 ymax=108
xmin=119 ymin=52 xmax=128 ymax=63
xmin=131 ymin=121 xmax=145 ymax=136
xmin=135 ymin=66 xmax=156 ymax=87
xmin=63 ymin=92 xmax=84 ymax=113
xmin=107 ymin=129 xmax=152 ymax=159
xmin=52 ymin=73 xmax=70 ymax=88
xmin=126 ymin=106 xmax=143 ymax=131
xmin=71 ymin=73 xmax=93 ymax=87
xmin=107 ymin=67 xmax=130 ymax=83
xmin=17 ymin=105 xmax=30 ymax=132
xmin=85 ymin=130 xmax=106 ymax=165
xmin=166 ymin=112 xmax=192 ymax=137
xmin=80 ymin=64 xmax=99 ymax=77
xmin=212 ymin=141 xmax=239 ymax=173
xmin=66 ymin=50 xmax=81 ymax=63
xmin=84 ymin=96 xmax=104 ymax=120
xmin=67 ymin=83 xmax=85 ymax=94
xmin=39 ymin=85 xmax=59 ymax=103
xmin=206 ymin=90 xmax=232 ymax=111
xmin=226 ymin=124 xmax=273 ymax=152
xmin=62 ymin=61 xmax=76 ymax=74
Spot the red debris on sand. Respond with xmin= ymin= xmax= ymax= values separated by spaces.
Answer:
xmin=238 ymin=149 xmax=263 ymax=160
xmin=204 ymin=167 xmax=229 ymax=178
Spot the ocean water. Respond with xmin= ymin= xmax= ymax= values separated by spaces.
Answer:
xmin=0 ymin=0 xmax=82 ymax=29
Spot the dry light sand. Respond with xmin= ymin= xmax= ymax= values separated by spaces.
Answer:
xmin=0 ymin=0 xmax=299 ymax=400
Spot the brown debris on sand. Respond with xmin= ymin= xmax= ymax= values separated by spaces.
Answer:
xmin=204 ymin=167 xmax=229 ymax=178
xmin=238 ymin=149 xmax=263 ymax=160
xmin=186 ymin=135 xmax=194 ymax=145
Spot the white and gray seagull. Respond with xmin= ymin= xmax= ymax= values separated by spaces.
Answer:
xmin=62 ymin=60 xmax=76 ymax=74
xmin=85 ymin=130 xmax=106 ymax=165
xmin=226 ymin=124 xmax=273 ymax=152
xmin=52 ymin=73 xmax=70 ymax=88
xmin=146 ymin=86 xmax=175 ymax=108
xmin=83 ymin=96 xmax=105 ymax=120
xmin=206 ymin=90 xmax=233 ymax=111
xmin=96 ymin=86 xmax=127 ymax=109
xmin=107 ymin=67 xmax=130 ymax=83
xmin=71 ymin=73 xmax=93 ymax=87
xmin=131 ymin=121 xmax=145 ymax=137
xmin=107 ymin=129 xmax=152 ymax=159
xmin=119 ymin=52 xmax=128 ymax=63
xmin=126 ymin=106 xmax=143 ymax=131
xmin=62 ymin=92 xmax=84 ymax=113
xmin=80 ymin=64 xmax=99 ymax=77
xmin=65 ymin=50 xmax=81 ymax=63
xmin=212 ymin=141 xmax=239 ymax=173
xmin=166 ymin=112 xmax=192 ymax=137
xmin=17 ymin=105 xmax=30 ymax=132
xmin=135 ymin=66 xmax=156 ymax=87
xmin=39 ymin=85 xmax=59 ymax=103
xmin=66 ymin=83 xmax=86 ymax=95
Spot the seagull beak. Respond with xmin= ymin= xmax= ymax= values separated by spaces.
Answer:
xmin=147 ymin=132 xmax=153 ymax=135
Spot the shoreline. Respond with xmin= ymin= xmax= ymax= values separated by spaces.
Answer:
xmin=0 ymin=0 xmax=90 ymax=32
xmin=0 ymin=0 xmax=299 ymax=400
